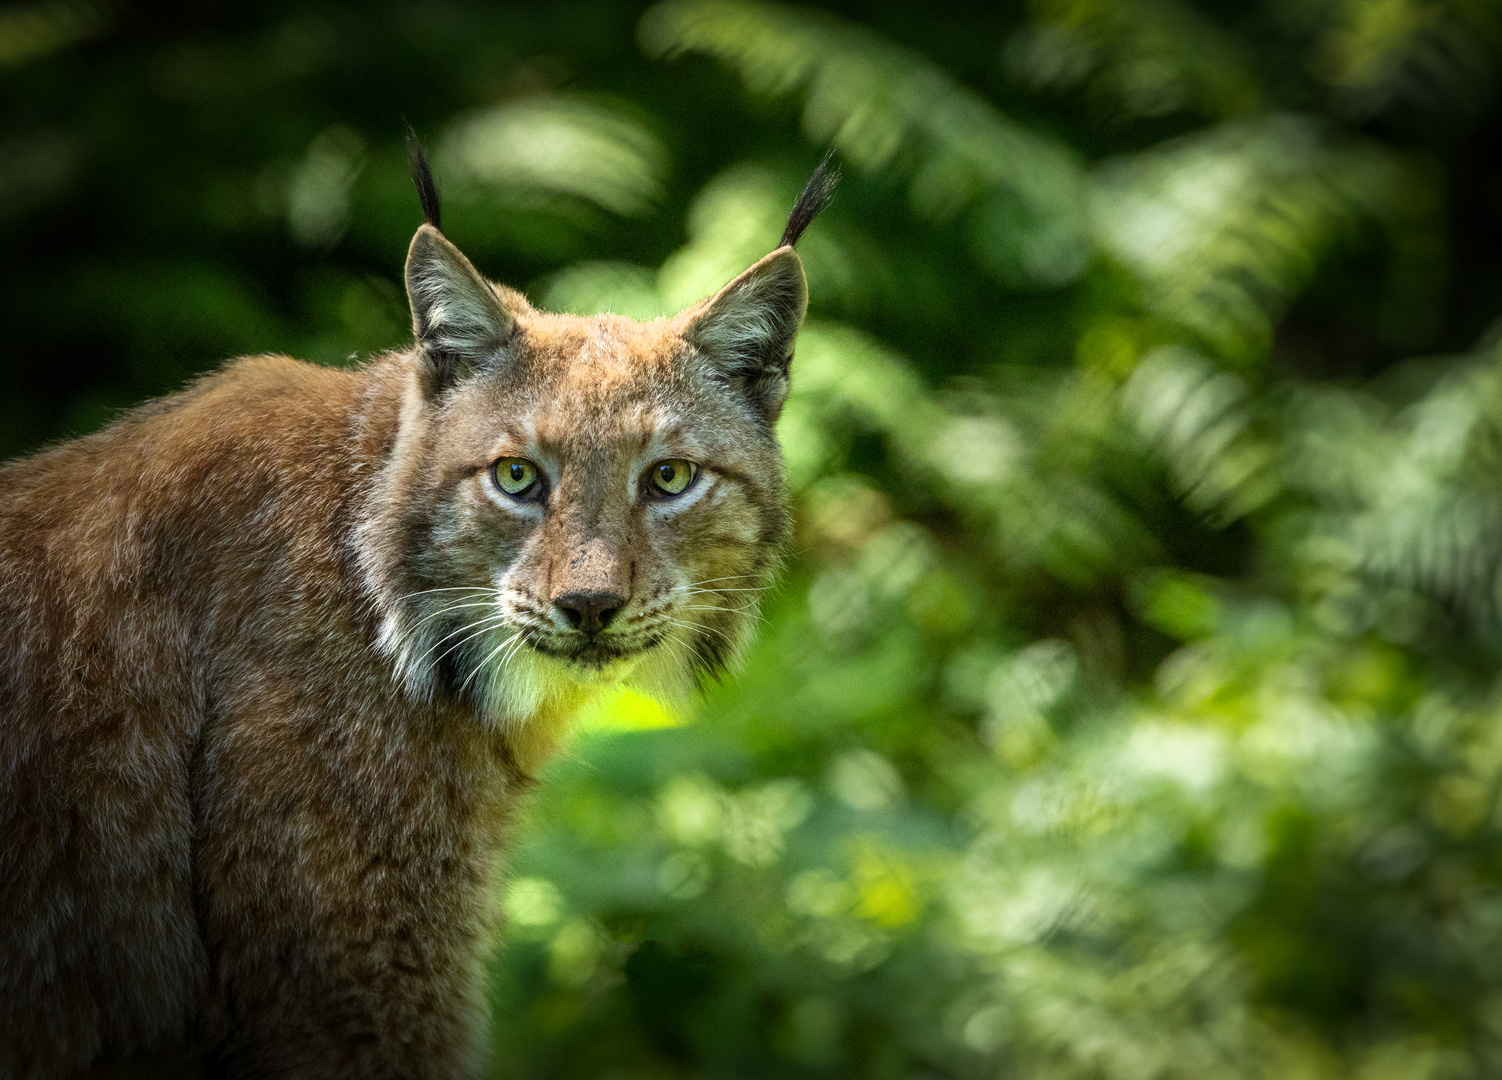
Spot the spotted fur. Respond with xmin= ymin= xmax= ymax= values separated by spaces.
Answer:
xmin=0 ymin=162 xmax=830 ymax=1076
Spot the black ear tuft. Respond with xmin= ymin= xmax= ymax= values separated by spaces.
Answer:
xmin=779 ymin=149 xmax=840 ymax=249
xmin=406 ymin=128 xmax=442 ymax=233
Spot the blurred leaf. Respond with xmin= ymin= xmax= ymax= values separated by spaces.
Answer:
xmin=1011 ymin=0 xmax=1262 ymax=120
xmin=440 ymin=95 xmax=668 ymax=217
xmin=643 ymin=0 xmax=1094 ymax=285
xmin=1092 ymin=115 xmax=1433 ymax=364
xmin=0 ymin=0 xmax=112 ymax=68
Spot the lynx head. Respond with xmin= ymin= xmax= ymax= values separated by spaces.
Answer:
xmin=358 ymin=149 xmax=837 ymax=726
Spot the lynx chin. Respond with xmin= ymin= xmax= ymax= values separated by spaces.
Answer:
xmin=0 ymin=147 xmax=838 ymax=1079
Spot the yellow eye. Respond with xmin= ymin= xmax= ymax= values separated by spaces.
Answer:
xmin=492 ymin=458 xmax=541 ymax=498
xmin=647 ymin=459 xmax=697 ymax=497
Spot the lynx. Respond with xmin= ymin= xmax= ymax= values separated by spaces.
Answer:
xmin=0 ymin=149 xmax=837 ymax=1079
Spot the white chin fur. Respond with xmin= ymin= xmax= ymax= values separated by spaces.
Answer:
xmin=473 ymin=647 xmax=581 ymax=726
xmin=380 ymin=609 xmax=703 ymax=727
xmin=471 ymin=632 xmax=707 ymax=726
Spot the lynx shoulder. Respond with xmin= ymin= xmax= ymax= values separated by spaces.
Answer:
xmin=0 ymin=151 xmax=836 ymax=1079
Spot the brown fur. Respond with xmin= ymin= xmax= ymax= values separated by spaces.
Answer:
xmin=0 ymin=212 xmax=811 ymax=1076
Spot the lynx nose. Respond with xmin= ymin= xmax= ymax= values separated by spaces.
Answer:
xmin=553 ymin=591 xmax=626 ymax=634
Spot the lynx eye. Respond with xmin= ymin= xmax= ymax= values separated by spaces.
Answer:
xmin=492 ymin=457 xmax=542 ymax=500
xmin=646 ymin=459 xmax=697 ymax=498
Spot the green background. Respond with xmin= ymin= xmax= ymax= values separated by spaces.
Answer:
xmin=8 ymin=1 xmax=1502 ymax=1076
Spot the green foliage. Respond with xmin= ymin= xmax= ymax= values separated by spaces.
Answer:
xmin=10 ymin=1 xmax=1502 ymax=1076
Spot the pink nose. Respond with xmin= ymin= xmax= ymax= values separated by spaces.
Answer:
xmin=552 ymin=591 xmax=626 ymax=634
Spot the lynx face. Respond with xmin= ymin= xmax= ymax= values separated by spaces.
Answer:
xmin=358 ymin=221 xmax=810 ymax=724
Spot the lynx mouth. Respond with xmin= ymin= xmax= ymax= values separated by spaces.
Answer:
xmin=529 ymin=632 xmax=661 ymax=670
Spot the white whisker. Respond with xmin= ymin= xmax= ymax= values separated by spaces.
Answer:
xmin=659 ymin=636 xmax=692 ymax=673
xmin=459 ymin=633 xmax=521 ymax=695
xmin=426 ymin=615 xmax=510 ymax=670
xmin=410 ymin=599 xmax=500 ymax=631
xmin=669 ymin=628 xmax=716 ymax=670
xmin=684 ymin=574 xmax=760 ymax=587
xmin=497 ymin=633 xmax=530 ymax=672
xmin=664 ymin=616 xmax=740 ymax=649
xmin=395 ymin=586 xmax=493 ymax=604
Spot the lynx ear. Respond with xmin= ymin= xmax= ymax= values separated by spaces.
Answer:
xmin=404 ymin=224 xmax=515 ymax=396
xmin=683 ymin=247 xmax=808 ymax=423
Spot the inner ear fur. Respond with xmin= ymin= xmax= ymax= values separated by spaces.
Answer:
xmin=682 ymin=246 xmax=808 ymax=422
xmin=404 ymin=224 xmax=518 ymax=396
